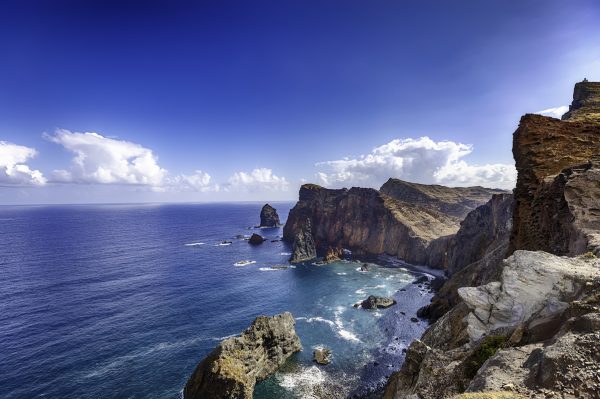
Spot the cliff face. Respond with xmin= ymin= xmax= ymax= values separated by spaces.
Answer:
xmin=184 ymin=313 xmax=301 ymax=399
xmin=380 ymin=178 xmax=506 ymax=219
xmin=283 ymin=181 xmax=504 ymax=266
xmin=510 ymin=82 xmax=600 ymax=255
xmin=283 ymin=184 xmax=461 ymax=266
xmin=562 ymin=80 xmax=600 ymax=122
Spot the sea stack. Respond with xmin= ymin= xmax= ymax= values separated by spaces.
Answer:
xmin=259 ymin=203 xmax=280 ymax=227
xmin=184 ymin=312 xmax=302 ymax=399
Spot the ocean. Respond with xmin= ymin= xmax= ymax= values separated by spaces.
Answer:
xmin=0 ymin=203 xmax=434 ymax=399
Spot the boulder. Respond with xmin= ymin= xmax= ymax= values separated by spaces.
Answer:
xmin=313 ymin=347 xmax=332 ymax=365
xmin=359 ymin=295 xmax=397 ymax=309
xmin=290 ymin=218 xmax=316 ymax=263
xmin=183 ymin=312 xmax=302 ymax=399
xmin=248 ymin=233 xmax=265 ymax=245
xmin=259 ymin=204 xmax=280 ymax=227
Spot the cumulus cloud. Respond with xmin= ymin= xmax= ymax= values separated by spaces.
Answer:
xmin=168 ymin=170 xmax=218 ymax=192
xmin=316 ymin=137 xmax=516 ymax=190
xmin=46 ymin=129 xmax=167 ymax=187
xmin=0 ymin=141 xmax=46 ymax=186
xmin=227 ymin=168 xmax=289 ymax=192
xmin=536 ymin=105 xmax=569 ymax=119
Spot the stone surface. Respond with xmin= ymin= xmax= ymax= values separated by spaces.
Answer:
xmin=358 ymin=295 xmax=397 ymax=309
xmin=290 ymin=218 xmax=316 ymax=263
xmin=283 ymin=184 xmax=487 ymax=267
xmin=259 ymin=203 xmax=280 ymax=227
xmin=183 ymin=312 xmax=302 ymax=399
xmin=313 ymin=347 xmax=332 ymax=365
xmin=458 ymin=251 xmax=600 ymax=343
xmin=510 ymin=105 xmax=600 ymax=255
xmin=323 ymin=246 xmax=343 ymax=263
xmin=248 ymin=233 xmax=265 ymax=245
xmin=380 ymin=178 xmax=506 ymax=219
xmin=562 ymin=80 xmax=600 ymax=122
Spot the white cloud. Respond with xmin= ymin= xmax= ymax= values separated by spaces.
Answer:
xmin=46 ymin=129 xmax=167 ymax=187
xmin=316 ymin=137 xmax=516 ymax=190
xmin=536 ymin=105 xmax=569 ymax=119
xmin=227 ymin=168 xmax=289 ymax=192
xmin=0 ymin=141 xmax=46 ymax=186
xmin=168 ymin=170 xmax=218 ymax=192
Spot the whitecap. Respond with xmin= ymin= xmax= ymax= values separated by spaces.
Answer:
xmin=355 ymin=267 xmax=368 ymax=273
xmin=215 ymin=242 xmax=232 ymax=246
xmin=295 ymin=316 xmax=336 ymax=327
xmin=259 ymin=267 xmax=279 ymax=272
xmin=355 ymin=288 xmax=366 ymax=295
xmin=184 ymin=242 xmax=205 ymax=246
xmin=278 ymin=365 xmax=326 ymax=390
xmin=336 ymin=272 xmax=347 ymax=276
xmin=338 ymin=329 xmax=361 ymax=342
xmin=279 ymin=252 xmax=292 ymax=256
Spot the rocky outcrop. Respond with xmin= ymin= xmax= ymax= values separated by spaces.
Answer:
xmin=357 ymin=295 xmax=397 ymax=309
xmin=284 ymin=184 xmax=466 ymax=267
xmin=259 ymin=203 xmax=280 ymax=227
xmin=290 ymin=218 xmax=316 ymax=263
xmin=562 ymin=80 xmax=600 ymax=122
xmin=323 ymin=246 xmax=343 ymax=263
xmin=380 ymin=179 xmax=506 ymax=219
xmin=184 ymin=312 xmax=302 ymax=399
xmin=248 ymin=233 xmax=265 ymax=245
xmin=458 ymin=250 xmax=600 ymax=343
xmin=418 ymin=194 xmax=513 ymax=321
xmin=313 ymin=347 xmax=332 ymax=365
xmin=510 ymin=83 xmax=600 ymax=255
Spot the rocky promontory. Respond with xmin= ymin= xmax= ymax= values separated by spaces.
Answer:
xmin=183 ymin=312 xmax=301 ymax=399
xmin=259 ymin=203 xmax=280 ymax=227
xmin=283 ymin=181 xmax=503 ymax=267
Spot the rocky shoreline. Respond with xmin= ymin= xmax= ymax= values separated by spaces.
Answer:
xmin=183 ymin=80 xmax=600 ymax=398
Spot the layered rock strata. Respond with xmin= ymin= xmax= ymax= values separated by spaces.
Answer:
xmin=184 ymin=312 xmax=301 ymax=399
xmin=290 ymin=218 xmax=317 ymax=263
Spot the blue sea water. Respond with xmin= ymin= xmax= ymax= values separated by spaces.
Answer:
xmin=0 ymin=203 xmax=434 ymax=399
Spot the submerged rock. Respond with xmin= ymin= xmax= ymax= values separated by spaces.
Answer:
xmin=358 ymin=295 xmax=397 ymax=309
xmin=248 ymin=233 xmax=265 ymax=245
xmin=313 ymin=347 xmax=332 ymax=365
xmin=259 ymin=203 xmax=280 ymax=227
xmin=290 ymin=218 xmax=316 ymax=263
xmin=183 ymin=312 xmax=302 ymax=399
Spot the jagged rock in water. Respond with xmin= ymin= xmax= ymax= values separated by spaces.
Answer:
xmin=183 ymin=312 xmax=302 ymax=399
xmin=380 ymin=178 xmax=506 ymax=219
xmin=323 ymin=246 xmax=343 ymax=263
xmin=290 ymin=218 xmax=316 ymax=263
xmin=283 ymin=184 xmax=476 ymax=267
xmin=313 ymin=347 xmax=332 ymax=365
xmin=259 ymin=203 xmax=280 ymax=227
xmin=458 ymin=250 xmax=600 ymax=343
xmin=358 ymin=295 xmax=396 ymax=309
xmin=248 ymin=233 xmax=265 ymax=245
xmin=510 ymin=84 xmax=600 ymax=255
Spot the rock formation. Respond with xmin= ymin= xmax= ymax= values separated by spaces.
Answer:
xmin=380 ymin=179 xmax=506 ymax=219
xmin=183 ymin=312 xmax=302 ymax=399
xmin=290 ymin=218 xmax=316 ymax=263
xmin=248 ymin=233 xmax=265 ymax=245
xmin=323 ymin=246 xmax=343 ymax=263
xmin=259 ymin=203 xmax=280 ymax=227
xmin=283 ymin=183 xmax=502 ymax=267
xmin=510 ymin=80 xmax=600 ymax=255
xmin=357 ymin=295 xmax=397 ymax=309
xmin=313 ymin=347 xmax=332 ymax=365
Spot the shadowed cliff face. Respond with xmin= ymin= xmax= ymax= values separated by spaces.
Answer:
xmin=283 ymin=182 xmax=504 ymax=267
xmin=510 ymin=82 xmax=600 ymax=255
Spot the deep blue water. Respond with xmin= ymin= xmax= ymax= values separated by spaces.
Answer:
xmin=0 ymin=203 xmax=434 ymax=399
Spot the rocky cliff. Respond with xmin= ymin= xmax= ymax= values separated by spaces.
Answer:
xmin=384 ymin=81 xmax=600 ymax=399
xmin=510 ymin=80 xmax=600 ymax=255
xmin=184 ymin=313 xmax=301 ymax=399
xmin=283 ymin=181 xmax=503 ymax=266
xmin=259 ymin=203 xmax=280 ymax=227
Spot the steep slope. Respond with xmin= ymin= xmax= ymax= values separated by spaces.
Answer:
xmin=380 ymin=178 xmax=506 ymax=219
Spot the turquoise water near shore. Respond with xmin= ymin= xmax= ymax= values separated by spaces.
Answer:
xmin=0 ymin=203 xmax=433 ymax=398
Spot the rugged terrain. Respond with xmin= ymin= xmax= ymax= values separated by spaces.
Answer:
xmin=384 ymin=80 xmax=600 ymax=399
xmin=283 ymin=181 xmax=504 ymax=266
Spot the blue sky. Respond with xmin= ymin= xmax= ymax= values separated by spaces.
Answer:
xmin=1 ymin=0 xmax=599 ymax=204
